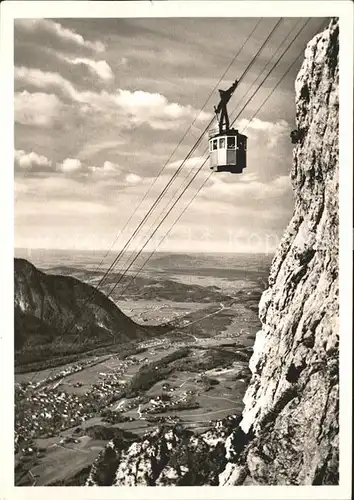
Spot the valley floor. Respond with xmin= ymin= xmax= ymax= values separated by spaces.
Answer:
xmin=14 ymin=252 xmax=271 ymax=486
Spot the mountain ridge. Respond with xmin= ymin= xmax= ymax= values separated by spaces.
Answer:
xmin=14 ymin=258 xmax=160 ymax=369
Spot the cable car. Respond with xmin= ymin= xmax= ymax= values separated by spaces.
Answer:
xmin=209 ymin=79 xmax=248 ymax=174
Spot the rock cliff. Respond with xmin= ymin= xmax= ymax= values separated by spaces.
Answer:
xmin=86 ymin=417 xmax=241 ymax=486
xmin=86 ymin=18 xmax=339 ymax=486
xmin=220 ymin=17 xmax=339 ymax=485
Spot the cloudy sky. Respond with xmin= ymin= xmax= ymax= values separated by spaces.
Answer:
xmin=14 ymin=16 xmax=327 ymax=254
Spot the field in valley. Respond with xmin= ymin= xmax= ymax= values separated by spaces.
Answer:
xmin=14 ymin=250 xmax=272 ymax=486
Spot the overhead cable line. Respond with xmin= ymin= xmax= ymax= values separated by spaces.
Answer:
xmin=241 ymin=54 xmax=303 ymax=134
xmin=117 ymin=16 xmax=327 ymax=285
xmin=240 ymin=18 xmax=332 ymax=134
xmin=107 ymin=18 xmax=312 ymax=300
xmin=229 ymin=18 xmax=311 ymax=130
xmin=28 ymin=18 xmax=273 ymax=384
xmin=33 ymin=16 xmax=328 ymax=388
xmin=26 ymin=20 xmax=306 ymax=386
xmin=100 ymin=18 xmax=284 ymax=287
xmin=55 ymin=17 xmax=266 ymax=314
xmin=116 ymin=171 xmax=213 ymax=299
xmin=53 ymin=18 xmax=328 ymax=390
xmin=133 ymin=18 xmax=304 ymax=260
xmin=27 ymin=17 xmax=319 ymax=387
xmin=227 ymin=18 xmax=304 ymax=125
xmin=55 ymin=19 xmax=279 ymax=324
xmin=82 ymin=18 xmax=264 ymax=283
xmin=59 ymin=16 xmax=296 ymax=337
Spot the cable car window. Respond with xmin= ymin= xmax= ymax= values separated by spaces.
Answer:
xmin=244 ymin=137 xmax=247 ymax=150
xmin=209 ymin=140 xmax=213 ymax=152
xmin=212 ymin=139 xmax=218 ymax=151
xmin=227 ymin=137 xmax=236 ymax=149
xmin=219 ymin=138 xmax=226 ymax=149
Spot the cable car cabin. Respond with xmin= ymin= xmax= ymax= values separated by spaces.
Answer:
xmin=209 ymin=79 xmax=248 ymax=174
xmin=209 ymin=129 xmax=247 ymax=174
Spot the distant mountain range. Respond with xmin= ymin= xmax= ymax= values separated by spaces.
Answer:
xmin=14 ymin=258 xmax=160 ymax=370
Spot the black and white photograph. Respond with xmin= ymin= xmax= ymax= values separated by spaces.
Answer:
xmin=0 ymin=0 xmax=352 ymax=496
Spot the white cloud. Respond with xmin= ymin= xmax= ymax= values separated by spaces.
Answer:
xmin=113 ymin=89 xmax=211 ymax=129
xmin=15 ymin=67 xmax=79 ymax=100
xmin=16 ymin=19 xmax=105 ymax=52
xmin=78 ymin=139 xmax=126 ymax=160
xmin=238 ymin=172 xmax=259 ymax=183
xmin=125 ymin=173 xmax=142 ymax=184
xmin=59 ymin=56 xmax=114 ymax=81
xmin=201 ymin=174 xmax=291 ymax=205
xmin=15 ymin=66 xmax=108 ymax=102
xmin=89 ymin=160 xmax=120 ymax=175
xmin=15 ymin=150 xmax=52 ymax=170
xmin=237 ymin=117 xmax=291 ymax=149
xmin=102 ymin=160 xmax=117 ymax=172
xmin=15 ymin=90 xmax=63 ymax=127
xmin=59 ymin=158 xmax=82 ymax=172
xmin=167 ymin=156 xmax=206 ymax=171
xmin=15 ymin=67 xmax=212 ymax=130
xmin=87 ymin=162 xmax=146 ymax=182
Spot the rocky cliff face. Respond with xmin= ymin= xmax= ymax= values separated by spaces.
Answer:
xmin=86 ymin=417 xmax=242 ymax=486
xmin=86 ymin=18 xmax=339 ymax=486
xmin=220 ymin=18 xmax=339 ymax=485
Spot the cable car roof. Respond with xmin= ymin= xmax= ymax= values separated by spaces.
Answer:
xmin=208 ymin=128 xmax=247 ymax=139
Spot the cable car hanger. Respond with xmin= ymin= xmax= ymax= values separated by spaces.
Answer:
xmin=209 ymin=79 xmax=248 ymax=175
xmin=214 ymin=79 xmax=239 ymax=133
